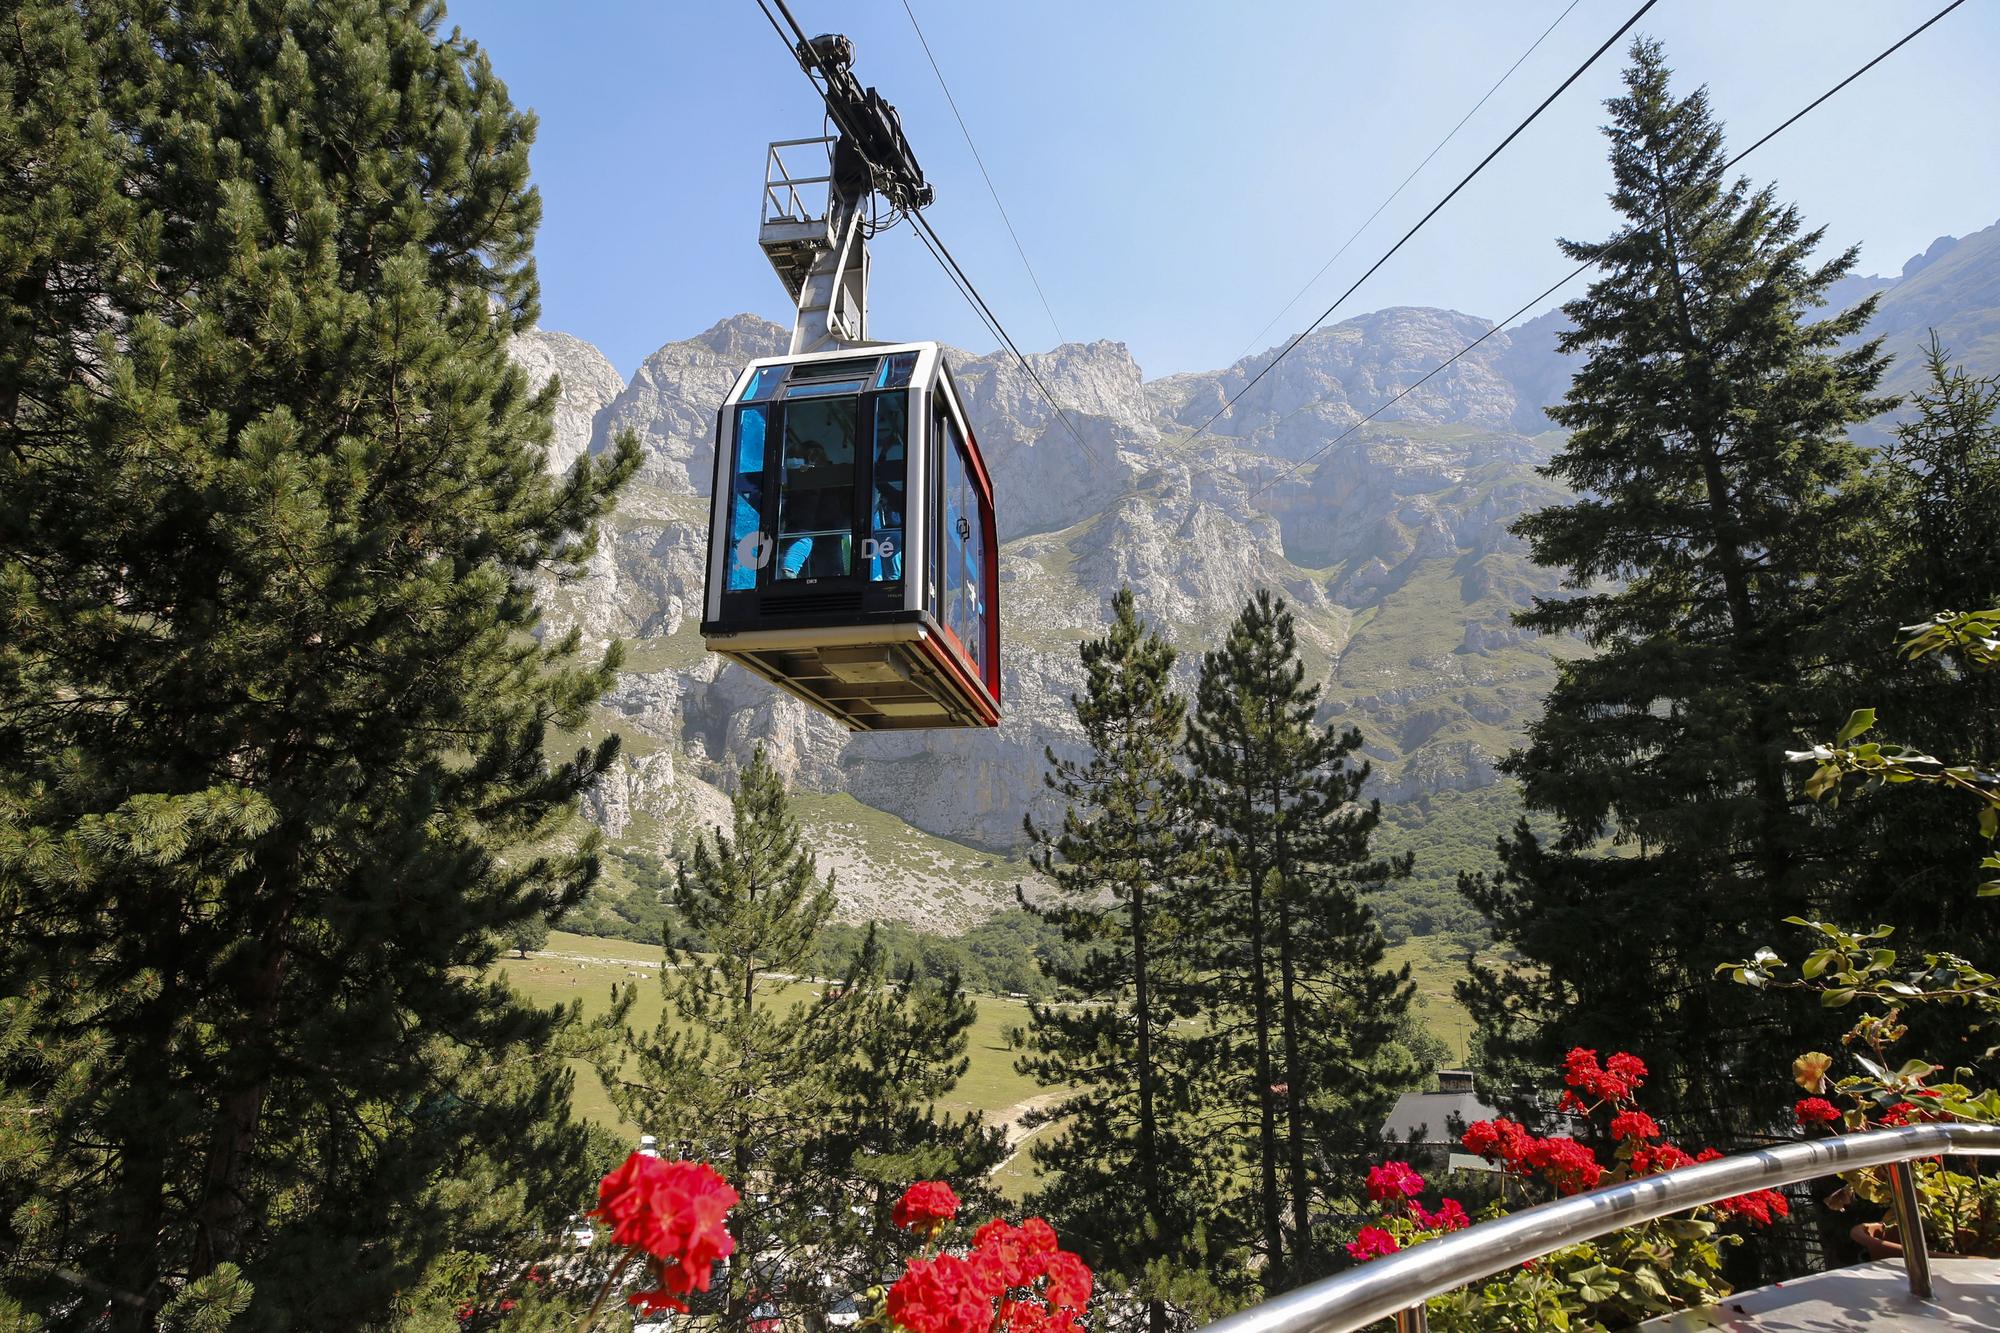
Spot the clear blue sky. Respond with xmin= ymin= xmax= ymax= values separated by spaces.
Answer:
xmin=451 ymin=0 xmax=1999 ymax=380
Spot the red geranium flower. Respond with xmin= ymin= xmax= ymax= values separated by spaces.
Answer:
xmin=1365 ymin=1161 xmax=1425 ymax=1202
xmin=1563 ymin=1048 xmax=1647 ymax=1103
xmin=1018 ymin=1217 xmax=1059 ymax=1256
xmin=893 ymin=1180 xmax=962 ymax=1231
xmin=1713 ymin=1187 xmax=1790 ymax=1228
xmin=588 ymin=1153 xmax=738 ymax=1313
xmin=1414 ymin=1198 xmax=1469 ymax=1232
xmin=1346 ymin=1225 xmax=1401 ymax=1261
xmin=969 ymin=1219 xmax=1040 ymax=1294
xmin=1795 ymin=1096 xmax=1842 ymax=1126
xmin=1611 ymin=1110 xmax=1661 ymax=1142
xmin=887 ymin=1253 xmax=991 ymax=1333
xmin=1631 ymin=1142 xmax=1694 ymax=1175
xmin=1042 ymin=1250 xmax=1093 ymax=1313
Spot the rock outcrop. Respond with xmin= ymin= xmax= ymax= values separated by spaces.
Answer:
xmin=525 ymin=221 xmax=2000 ymax=925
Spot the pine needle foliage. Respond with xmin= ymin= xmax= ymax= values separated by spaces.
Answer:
xmin=0 ymin=1 xmax=636 ymax=1325
xmin=615 ymin=750 xmax=1002 ymax=1333
xmin=1021 ymin=589 xmax=1239 ymax=1332
xmin=1185 ymin=591 xmax=1415 ymax=1289
xmin=1817 ymin=341 xmax=2000 ymax=992
xmin=1461 ymin=38 xmax=1892 ymax=1142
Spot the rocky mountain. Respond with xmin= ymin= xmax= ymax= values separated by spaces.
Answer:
xmin=512 ymin=217 xmax=2000 ymax=932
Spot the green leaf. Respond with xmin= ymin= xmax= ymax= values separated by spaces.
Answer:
xmin=1980 ymin=805 xmax=1997 ymax=840
xmin=1838 ymin=709 xmax=1877 ymax=743
xmin=1823 ymin=987 xmax=1857 ymax=1008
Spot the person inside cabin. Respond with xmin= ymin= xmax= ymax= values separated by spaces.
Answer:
xmin=780 ymin=421 xmax=854 ymax=579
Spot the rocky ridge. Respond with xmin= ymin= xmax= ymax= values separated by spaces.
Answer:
xmin=511 ymin=217 xmax=2000 ymax=930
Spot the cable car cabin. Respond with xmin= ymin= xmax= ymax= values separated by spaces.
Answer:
xmin=701 ymin=342 xmax=1000 ymax=730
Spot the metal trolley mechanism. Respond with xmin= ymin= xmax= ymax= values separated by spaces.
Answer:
xmin=700 ymin=31 xmax=1000 ymax=731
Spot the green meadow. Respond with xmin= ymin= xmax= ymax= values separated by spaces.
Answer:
xmin=496 ymin=931 xmax=1044 ymax=1132
xmin=499 ymin=930 xmax=1480 ymax=1200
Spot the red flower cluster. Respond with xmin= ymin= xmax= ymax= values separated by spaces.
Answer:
xmin=588 ymin=1153 xmax=738 ymax=1314
xmin=1711 ymin=1187 xmax=1790 ymax=1227
xmin=1630 ymin=1142 xmax=1694 ymax=1175
xmin=1877 ymin=1093 xmax=1948 ymax=1127
xmin=1412 ymin=1198 xmax=1469 ymax=1232
xmin=1345 ymin=1162 xmax=1471 ymax=1263
xmin=889 ymin=1254 xmax=993 ymax=1333
xmin=1610 ymin=1110 xmax=1661 ymax=1142
xmin=893 ymin=1181 xmax=963 ymax=1232
xmin=1563 ymin=1048 xmax=1647 ymax=1103
xmin=1794 ymin=1097 xmax=1842 ymax=1126
xmin=1460 ymin=1118 xmax=1603 ymax=1196
xmin=884 ymin=1206 xmax=1091 ymax=1333
xmin=1345 ymin=1225 xmax=1400 ymax=1261
xmin=1365 ymin=1161 xmax=1425 ymax=1202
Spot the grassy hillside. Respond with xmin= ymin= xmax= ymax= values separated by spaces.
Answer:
xmin=496 ymin=931 xmax=1044 ymax=1133
xmin=502 ymin=927 xmax=1485 ymax=1212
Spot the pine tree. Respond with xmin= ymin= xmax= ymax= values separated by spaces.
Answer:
xmin=1461 ymin=39 xmax=1891 ymax=1141
xmin=0 ymin=1 xmax=636 ymax=1325
xmin=820 ymin=949 xmax=1006 ymax=1300
xmin=1186 ymin=591 xmax=1416 ymax=1288
xmin=616 ymin=751 xmax=999 ymax=1331
xmin=1823 ymin=343 xmax=2000 ymax=962
xmin=1021 ymin=589 xmax=1238 ymax=1331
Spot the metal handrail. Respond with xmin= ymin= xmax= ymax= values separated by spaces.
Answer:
xmin=1200 ymin=1122 xmax=2000 ymax=1333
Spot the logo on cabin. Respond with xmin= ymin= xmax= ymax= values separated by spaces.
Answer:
xmin=735 ymin=531 xmax=775 ymax=571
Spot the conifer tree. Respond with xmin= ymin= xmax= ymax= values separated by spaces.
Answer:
xmin=616 ymin=751 xmax=999 ymax=1331
xmin=0 ymin=0 xmax=637 ymax=1325
xmin=1461 ymin=39 xmax=1890 ymax=1141
xmin=1823 ymin=343 xmax=2000 ymax=954
xmin=1186 ymin=591 xmax=1415 ymax=1288
xmin=1021 ymin=589 xmax=1237 ymax=1331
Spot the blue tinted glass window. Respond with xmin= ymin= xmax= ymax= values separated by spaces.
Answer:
xmin=776 ymin=396 xmax=856 ymax=580
xmin=727 ymin=405 xmax=769 ymax=591
xmin=876 ymin=352 xmax=918 ymax=389
xmin=784 ymin=377 xmax=867 ymax=399
xmin=869 ymin=393 xmax=907 ymax=582
xmin=941 ymin=416 xmax=971 ymax=655
xmin=739 ymin=365 xmax=786 ymax=401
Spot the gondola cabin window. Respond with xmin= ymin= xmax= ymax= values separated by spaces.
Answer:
xmin=938 ymin=409 xmax=986 ymax=680
xmin=869 ymin=392 xmax=906 ymax=582
xmin=776 ymin=394 xmax=857 ymax=579
xmin=702 ymin=342 xmax=998 ymax=731
xmin=727 ymin=403 xmax=769 ymax=591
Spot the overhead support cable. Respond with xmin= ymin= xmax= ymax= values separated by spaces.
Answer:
xmin=901 ymin=0 xmax=1068 ymax=348
xmin=752 ymin=0 xmax=1099 ymax=461
xmin=1245 ymin=0 xmax=1971 ymax=502
xmin=1231 ymin=0 xmax=1583 ymax=366
xmin=1171 ymin=0 xmax=1660 ymax=454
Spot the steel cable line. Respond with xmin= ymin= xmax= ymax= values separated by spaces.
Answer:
xmin=1169 ymin=0 xmax=1659 ymax=456
xmin=901 ymin=0 xmax=1067 ymax=348
xmin=751 ymin=0 xmax=1100 ymax=463
xmin=1244 ymin=0 xmax=1971 ymax=502
xmin=1231 ymin=0 xmax=1583 ymax=367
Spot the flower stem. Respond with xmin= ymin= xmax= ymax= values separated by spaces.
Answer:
xmin=575 ymin=1249 xmax=636 ymax=1333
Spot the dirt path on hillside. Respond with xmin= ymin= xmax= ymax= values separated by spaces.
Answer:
xmin=531 ymin=948 xmax=665 ymax=970
xmin=528 ymin=947 xmax=838 ymax=986
xmin=990 ymin=1090 xmax=1067 ymax=1147
xmin=987 ymin=1090 xmax=1071 ymax=1182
